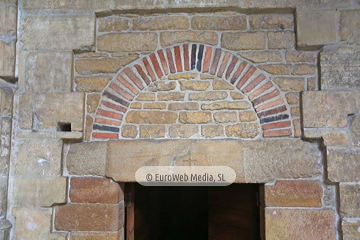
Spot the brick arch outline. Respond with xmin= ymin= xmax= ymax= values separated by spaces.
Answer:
xmin=91 ymin=43 xmax=293 ymax=140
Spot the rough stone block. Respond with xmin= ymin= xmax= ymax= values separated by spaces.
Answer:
xmin=76 ymin=76 xmax=111 ymax=92
xmin=225 ymin=123 xmax=259 ymax=138
xmin=15 ymin=138 xmax=62 ymax=176
xmin=285 ymin=51 xmax=316 ymax=63
xmin=239 ymin=111 xmax=257 ymax=122
xmin=258 ymin=64 xmax=291 ymax=75
xmin=126 ymin=111 xmax=177 ymax=124
xmin=121 ymin=125 xmax=138 ymax=138
xmin=98 ymin=33 xmax=158 ymax=52
xmin=222 ymin=32 xmax=266 ymax=50
xmin=98 ymin=17 xmax=130 ymax=32
xmin=189 ymin=92 xmax=227 ymax=101
xmin=320 ymin=47 xmax=360 ymax=89
xmin=13 ymin=177 xmax=67 ymax=207
xmin=179 ymin=112 xmax=211 ymax=124
xmin=327 ymin=148 xmax=360 ymax=182
xmin=201 ymin=125 xmax=223 ymax=138
xmin=303 ymin=91 xmax=358 ymax=128
xmin=0 ymin=118 xmax=11 ymax=175
xmin=265 ymin=180 xmax=322 ymax=207
xmin=265 ymin=209 xmax=336 ymax=240
xmin=273 ymin=77 xmax=305 ymax=91
xmin=139 ymin=125 xmax=165 ymax=138
xmin=249 ymin=14 xmax=293 ymax=30
xmin=350 ymin=116 xmax=360 ymax=147
xmin=239 ymin=51 xmax=282 ymax=63
xmin=268 ymin=32 xmax=295 ymax=49
xmin=342 ymin=219 xmax=360 ymax=240
xmin=0 ymin=83 xmax=13 ymax=117
xmin=192 ymin=15 xmax=246 ymax=30
xmin=18 ymin=93 xmax=33 ymax=130
xmin=21 ymin=15 xmax=95 ymax=50
xmin=21 ymin=51 xmax=73 ymax=91
xmin=340 ymin=184 xmax=360 ymax=218
xmin=0 ymin=41 xmax=15 ymax=78
xmin=214 ymin=111 xmax=237 ymax=123
xmin=179 ymin=81 xmax=210 ymax=91
xmin=340 ymin=10 xmax=360 ymax=44
xmin=67 ymin=141 xmax=107 ymax=176
xmin=22 ymin=0 xmax=94 ymax=13
xmin=0 ymin=4 xmax=16 ymax=37
xmin=0 ymin=176 xmax=7 ymax=217
xmin=169 ymin=125 xmax=198 ymax=138
xmin=86 ymin=94 xmax=101 ymax=113
xmin=297 ymin=9 xmax=336 ymax=47
xmin=134 ymin=16 xmax=189 ymax=30
xmin=321 ymin=130 xmax=349 ymax=146
xmin=160 ymin=31 xmax=218 ymax=47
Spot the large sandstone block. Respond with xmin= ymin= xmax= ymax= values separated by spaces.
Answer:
xmin=340 ymin=184 xmax=360 ymax=218
xmin=15 ymin=138 xmax=62 ymax=176
xmin=327 ymin=148 xmax=360 ymax=182
xmin=22 ymin=0 xmax=95 ymax=13
xmin=0 ymin=41 xmax=15 ymax=78
xmin=13 ymin=177 xmax=67 ymax=207
xmin=21 ymin=15 xmax=95 ymax=50
xmin=0 ymin=82 xmax=13 ymax=117
xmin=98 ymin=33 xmax=158 ymax=52
xmin=342 ymin=219 xmax=360 ymax=240
xmin=265 ymin=209 xmax=336 ymax=240
xmin=350 ymin=116 xmax=360 ymax=147
xmin=0 ymin=4 xmax=16 ymax=36
xmin=303 ymin=91 xmax=358 ymax=128
xmin=320 ymin=47 xmax=360 ymax=89
xmin=0 ymin=118 xmax=11 ymax=175
xmin=340 ymin=10 xmax=360 ymax=44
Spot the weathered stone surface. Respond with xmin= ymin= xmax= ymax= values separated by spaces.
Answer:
xmin=320 ymin=47 xmax=360 ymax=89
xmin=15 ymin=139 xmax=62 ymax=176
xmin=0 ymin=118 xmax=11 ymax=175
xmin=222 ymin=32 xmax=266 ymax=50
xmin=249 ymin=14 xmax=293 ymax=30
xmin=55 ymin=203 xmax=123 ymax=231
xmin=14 ymin=177 xmax=67 ymax=207
xmin=189 ymin=92 xmax=227 ymax=101
xmin=342 ymin=219 xmax=360 ymax=240
xmin=75 ymin=57 xmax=138 ymax=75
xmin=67 ymin=142 xmax=107 ymax=176
xmin=0 ymin=176 xmax=7 ymax=216
xmin=18 ymin=93 xmax=33 ymax=129
xmin=303 ymin=91 xmax=358 ymax=128
xmin=71 ymin=232 xmax=121 ymax=240
xmin=169 ymin=125 xmax=198 ymax=138
xmin=286 ymin=51 xmax=316 ymax=63
xmin=148 ymin=81 xmax=177 ymax=92
xmin=84 ymin=116 xmax=93 ymax=141
xmin=168 ymin=102 xmax=199 ymax=111
xmin=340 ymin=10 xmax=360 ymax=44
xmin=265 ymin=180 xmax=322 ymax=207
xmin=22 ymin=0 xmax=98 ymax=13
xmin=160 ymin=31 xmax=218 ymax=47
xmin=86 ymin=94 xmax=101 ymax=113
xmin=225 ymin=123 xmax=259 ymax=138
xmin=134 ymin=16 xmax=189 ymax=30
xmin=0 ymin=41 xmax=15 ymax=77
xmin=212 ymin=80 xmax=234 ymax=90
xmin=192 ymin=15 xmax=246 ymax=30
xmin=327 ymin=148 xmax=360 ymax=182
xmin=21 ymin=15 xmax=95 ymax=50
xmin=201 ymin=125 xmax=223 ymax=138
xmin=292 ymin=64 xmax=316 ymax=75
xmin=268 ymin=32 xmax=295 ymax=49
xmin=121 ymin=125 xmax=138 ymax=138
xmin=0 ymin=83 xmax=13 ymax=117
xmin=168 ymin=73 xmax=198 ymax=80
xmin=179 ymin=112 xmax=211 ymax=124
xmin=350 ymin=116 xmax=360 ymax=147
xmin=143 ymin=102 xmax=166 ymax=109
xmin=21 ymin=51 xmax=72 ymax=91
xmin=0 ymin=4 xmax=16 ymax=37
xmin=321 ymin=130 xmax=349 ymax=146
xmin=297 ymin=9 xmax=336 ymax=46
xmin=70 ymin=177 xmax=122 ymax=203
xmin=34 ymin=92 xmax=85 ymax=131
xmin=179 ymin=81 xmax=210 ymax=91
xmin=265 ymin=209 xmax=336 ymax=240
xmin=258 ymin=64 xmax=291 ymax=75
xmin=98 ymin=33 xmax=158 ymax=52
xmin=157 ymin=92 xmax=184 ymax=101
xmin=126 ymin=111 xmax=177 ymax=124
xmin=340 ymin=184 xmax=360 ymax=218
xmin=13 ymin=208 xmax=67 ymax=240
xmin=239 ymin=111 xmax=257 ymax=122
xmin=286 ymin=92 xmax=299 ymax=105
xmin=202 ymin=101 xmax=250 ymax=110
xmin=214 ymin=111 xmax=237 ymax=123
xmin=239 ymin=51 xmax=282 ymax=63
xmin=230 ymin=92 xmax=245 ymax=100
xmin=136 ymin=93 xmax=156 ymax=101
xmin=139 ymin=125 xmax=165 ymax=138
xmin=273 ymin=77 xmax=305 ymax=91
xmin=98 ymin=17 xmax=130 ymax=32
xmin=76 ymin=76 xmax=111 ymax=92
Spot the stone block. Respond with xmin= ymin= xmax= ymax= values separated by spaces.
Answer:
xmin=350 ymin=116 xmax=360 ymax=147
xmin=214 ymin=111 xmax=237 ymax=123
xmin=340 ymin=10 xmax=360 ymax=44
xmin=303 ymin=91 xmax=358 ymax=128
xmin=179 ymin=81 xmax=210 ymax=91
xmin=258 ymin=64 xmax=292 ymax=75
xmin=71 ymin=232 xmax=121 ymax=240
xmin=0 ymin=118 xmax=11 ymax=175
xmin=157 ymin=92 xmax=184 ymax=101
xmin=21 ymin=15 xmax=95 ymax=50
xmin=273 ymin=77 xmax=305 ymax=91
xmin=15 ymin=138 xmax=62 ymax=176
xmin=249 ymin=14 xmax=293 ymax=30
xmin=22 ymin=0 xmax=94 ymax=13
xmin=297 ymin=9 xmax=336 ymax=47
xmin=86 ymin=94 xmax=101 ymax=113
xmin=192 ymin=15 xmax=246 ymax=30
xmin=285 ymin=92 xmax=299 ymax=105
xmin=285 ymin=51 xmax=316 ymax=63
xmin=113 ymin=0 xmax=168 ymax=9
xmin=340 ymin=184 xmax=360 ymax=218
xmin=265 ymin=209 xmax=336 ymax=240
xmin=67 ymin=141 xmax=107 ymax=176
xmin=342 ymin=219 xmax=360 ymax=240
xmin=202 ymin=101 xmax=250 ymax=110
xmin=239 ymin=51 xmax=282 ymax=63
xmin=126 ymin=111 xmax=177 ymax=124
xmin=0 ymin=4 xmax=16 ymax=37
xmin=160 ymin=31 xmax=218 ymax=47
xmin=201 ymin=125 xmax=223 ymax=138
xmin=225 ymin=123 xmax=259 ymax=138
xmin=222 ymin=32 xmax=266 ymax=50
xmin=169 ymin=125 xmax=198 ymax=138
xmin=0 ymin=83 xmax=13 ymax=117
xmin=139 ymin=125 xmax=165 ymax=138
xmin=292 ymin=64 xmax=316 ymax=75
xmin=148 ymin=82 xmax=177 ymax=92
xmin=13 ymin=177 xmax=67 ymax=207
xmin=265 ymin=180 xmax=322 ymax=207
xmin=327 ymin=148 xmax=360 ymax=182
xmin=18 ymin=93 xmax=33 ymax=130
xmin=98 ymin=33 xmax=158 ymax=52
xmin=167 ymin=0 xmax=238 ymax=8
xmin=189 ymin=92 xmax=227 ymax=101
xmin=143 ymin=102 xmax=166 ymax=110
xmin=98 ymin=17 xmax=131 ymax=32
xmin=121 ymin=125 xmax=138 ymax=138
xmin=21 ymin=51 xmax=73 ymax=91
xmin=321 ymin=130 xmax=349 ymax=146
xmin=212 ymin=80 xmax=234 ymax=90
xmin=179 ymin=112 xmax=211 ymax=124
xmin=136 ymin=93 xmax=156 ymax=101
xmin=0 ymin=176 xmax=7 ymax=216
xmin=76 ymin=76 xmax=111 ymax=92
xmin=320 ymin=47 xmax=360 ymax=89
xmin=268 ymin=32 xmax=295 ymax=49
xmin=239 ymin=111 xmax=257 ymax=122
xmin=0 ymin=41 xmax=15 ymax=78
xmin=168 ymin=102 xmax=199 ymax=111
xmin=134 ymin=16 xmax=189 ymax=30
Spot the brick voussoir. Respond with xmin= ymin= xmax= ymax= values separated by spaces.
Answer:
xmin=134 ymin=64 xmax=151 ymax=85
xmin=142 ymin=57 xmax=157 ymax=81
xmin=124 ymin=68 xmax=144 ymax=90
xmin=203 ymin=46 xmax=213 ymax=73
xmin=236 ymin=66 xmax=256 ymax=89
xmin=109 ymin=83 xmax=134 ymax=101
xmin=97 ymin=108 xmax=123 ymax=120
xmin=165 ymin=48 xmax=176 ymax=74
xmin=264 ymin=128 xmax=292 ymax=137
xmin=174 ymin=45 xmax=183 ymax=73
xmin=252 ymin=89 xmax=280 ymax=106
xmin=257 ymin=105 xmax=287 ymax=118
xmin=150 ymin=52 xmax=164 ymax=78
xmin=262 ymin=120 xmax=292 ymax=130
xmin=117 ymin=76 xmax=139 ymax=95
xmin=157 ymin=49 xmax=169 ymax=75
xmin=217 ymin=52 xmax=231 ymax=78
xmin=95 ymin=118 xmax=121 ymax=126
xmin=92 ymin=132 xmax=119 ymax=139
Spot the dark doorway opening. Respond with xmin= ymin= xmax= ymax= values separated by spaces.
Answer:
xmin=126 ymin=183 xmax=263 ymax=240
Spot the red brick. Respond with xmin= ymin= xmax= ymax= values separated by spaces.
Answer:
xmin=134 ymin=64 xmax=151 ymax=85
xmin=203 ymin=46 xmax=212 ymax=72
xmin=150 ymin=53 xmax=163 ymax=78
xmin=217 ymin=52 xmax=231 ymax=77
xmin=265 ymin=180 xmax=322 ymax=207
xmin=264 ymin=128 xmax=292 ymax=137
xmin=262 ymin=121 xmax=291 ymax=130
xmin=236 ymin=66 xmax=256 ymax=89
xmin=249 ymin=82 xmax=273 ymax=100
xmin=253 ymin=90 xmax=280 ymax=106
xmin=97 ymin=109 xmax=123 ymax=120
xmin=230 ymin=61 xmax=247 ymax=84
xmin=102 ymin=101 xmax=127 ymax=113
xmin=95 ymin=118 xmax=121 ymax=126
xmin=256 ymin=99 xmax=284 ymax=112
xmin=142 ymin=57 xmax=156 ymax=81
xmin=225 ymin=56 xmax=239 ymax=79
xmin=166 ymin=48 xmax=176 ymax=74
xmin=183 ymin=44 xmax=190 ymax=71
xmin=174 ymin=46 xmax=183 ymax=72
xmin=258 ymin=105 xmax=287 ymax=118
xmin=70 ymin=177 xmax=122 ymax=203
xmin=110 ymin=83 xmax=134 ymax=101
xmin=92 ymin=132 xmax=119 ymax=139
xmin=242 ymin=74 xmax=266 ymax=93
xmin=55 ymin=203 xmax=123 ymax=231
xmin=210 ymin=48 xmax=221 ymax=75
xmin=157 ymin=50 xmax=169 ymax=75
xmin=117 ymin=76 xmax=139 ymax=95
xmin=124 ymin=68 xmax=144 ymax=90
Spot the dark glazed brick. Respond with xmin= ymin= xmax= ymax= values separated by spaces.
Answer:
xmin=197 ymin=44 xmax=204 ymax=71
xmin=258 ymin=105 xmax=287 ymax=118
xmin=260 ymin=114 xmax=289 ymax=124
xmin=103 ymin=91 xmax=130 ymax=107
xmin=93 ymin=124 xmax=119 ymax=132
xmin=191 ymin=44 xmax=197 ymax=70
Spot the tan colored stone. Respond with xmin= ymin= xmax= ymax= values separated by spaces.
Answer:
xmin=286 ymin=92 xmax=299 ymax=105
xmin=134 ymin=16 xmax=189 ymax=30
xmin=0 ymin=5 xmax=16 ymax=37
xmin=230 ymin=92 xmax=245 ymax=100
xmin=179 ymin=112 xmax=211 ymax=124
xmin=342 ymin=219 xmax=360 ymax=240
xmin=292 ymin=64 xmax=316 ymax=75
xmin=126 ymin=111 xmax=177 ymax=124
xmin=140 ymin=125 xmax=165 ymax=138
xmin=268 ymin=32 xmax=295 ymax=49
xmin=169 ymin=125 xmax=198 ymax=138
xmin=286 ymin=51 xmax=317 ymax=63
xmin=307 ymin=77 xmax=316 ymax=90
xmin=265 ymin=180 xmax=322 ymax=207
xmin=225 ymin=123 xmax=259 ymax=138
xmin=265 ymin=209 xmax=336 ymax=240
xmin=201 ymin=125 xmax=223 ymax=138
xmin=143 ymin=102 xmax=166 ymax=109
xmin=76 ymin=53 xmax=109 ymax=58
xmin=15 ymin=139 xmax=62 ymax=176
xmin=222 ymin=32 xmax=266 ymax=50
xmin=87 ymin=94 xmax=100 ymax=113
xmin=158 ymin=92 xmax=185 ymax=101
xmin=303 ymin=91 xmax=358 ymax=128
xmin=98 ymin=33 xmax=158 ymax=52
xmin=84 ymin=116 xmax=93 ymax=141
xmin=321 ymin=130 xmax=349 ymax=146
xmin=249 ymin=14 xmax=293 ymax=30
xmin=135 ymin=93 xmax=155 ymax=101
xmin=273 ymin=77 xmax=305 ymax=91
xmin=14 ymin=177 xmax=67 ymax=207
xmin=258 ymin=64 xmax=292 ymax=75
xmin=239 ymin=51 xmax=283 ymax=63
xmin=121 ymin=125 xmax=138 ymax=138
xmin=130 ymin=102 xmax=142 ymax=109
xmin=297 ymin=9 xmax=337 ymax=46
xmin=71 ymin=232 xmax=120 ymax=240
xmin=75 ymin=57 xmax=137 ymax=75
xmin=161 ymin=31 xmax=218 ymax=47
xmin=0 ymin=41 xmax=15 ymax=77
xmin=18 ymin=93 xmax=33 ymax=130
xmin=167 ymin=73 xmax=198 ymax=80
xmin=293 ymin=119 xmax=301 ymax=138
xmin=239 ymin=111 xmax=257 ymax=122
xmin=168 ymin=102 xmax=199 ymax=111
xmin=291 ymin=107 xmax=300 ymax=117
xmin=34 ymin=92 xmax=85 ymax=131
xmin=67 ymin=142 xmax=107 ymax=176
xmin=22 ymin=0 xmax=96 ymax=13
xmin=179 ymin=81 xmax=210 ymax=91
xmin=98 ymin=17 xmax=130 ymax=32
xmin=213 ymin=111 xmax=237 ymax=123
xmin=21 ymin=15 xmax=95 ymax=50
xmin=0 ymin=117 xmax=11 ymax=175
xmin=167 ymin=0 xmax=238 ymax=8
xmin=327 ymin=149 xmax=360 ymax=182
xmin=340 ymin=10 xmax=360 ymax=44
xmin=340 ymin=184 xmax=360 ymax=218
xmin=192 ymin=15 xmax=246 ymax=30
xmin=350 ymin=116 xmax=360 ymax=147
xmin=148 ymin=82 xmax=176 ymax=92
xmin=202 ymin=101 xmax=250 ymax=110
xmin=0 ymin=83 xmax=13 ymax=117
xmin=212 ymin=80 xmax=234 ymax=90
xmin=189 ymin=92 xmax=227 ymax=101
xmin=0 ymin=176 xmax=7 ymax=216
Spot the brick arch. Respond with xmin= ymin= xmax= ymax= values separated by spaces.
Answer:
xmin=92 ymin=43 xmax=293 ymax=140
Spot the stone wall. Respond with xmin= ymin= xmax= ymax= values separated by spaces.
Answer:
xmin=0 ymin=0 xmax=359 ymax=239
